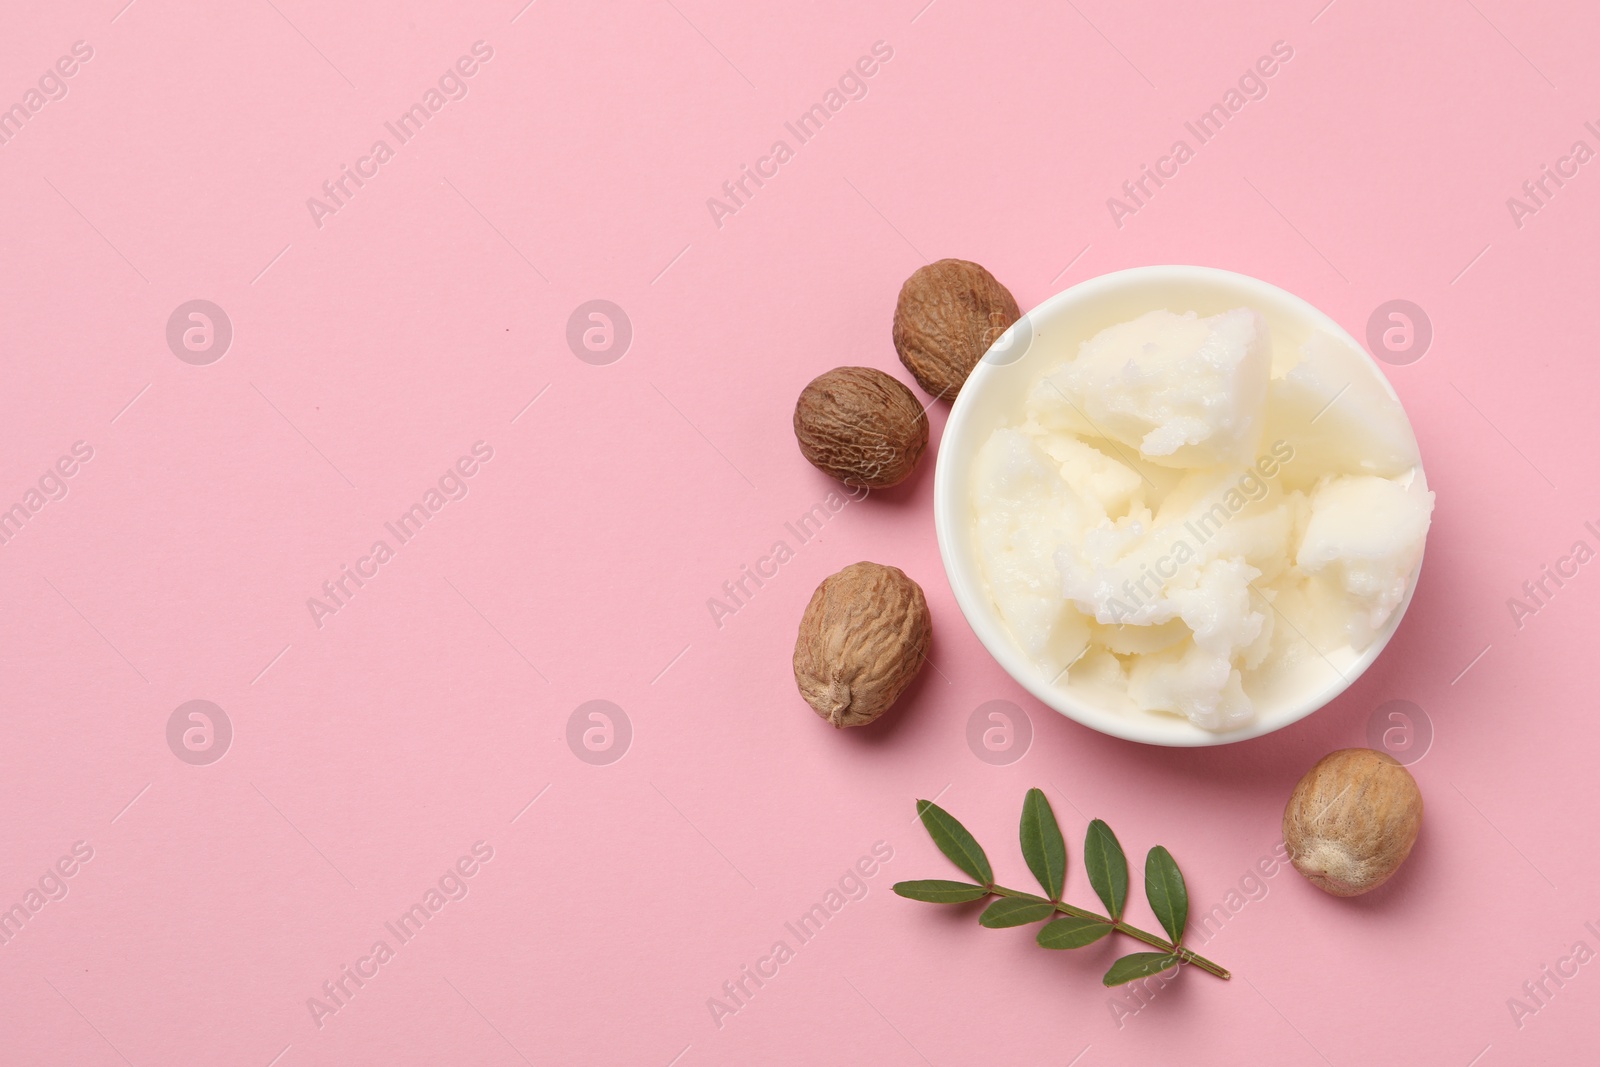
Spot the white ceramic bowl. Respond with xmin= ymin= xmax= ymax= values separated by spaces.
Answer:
xmin=933 ymin=265 xmax=1427 ymax=746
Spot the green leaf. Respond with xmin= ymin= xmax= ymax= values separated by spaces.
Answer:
xmin=1084 ymin=820 xmax=1128 ymax=920
xmin=1035 ymin=916 xmax=1113 ymax=949
xmin=1103 ymin=952 xmax=1181 ymax=986
xmin=978 ymin=896 xmax=1055 ymax=928
xmin=1019 ymin=788 xmax=1067 ymax=901
xmin=1143 ymin=846 xmax=1188 ymax=945
xmin=892 ymin=880 xmax=990 ymax=904
xmin=915 ymin=800 xmax=994 ymax=886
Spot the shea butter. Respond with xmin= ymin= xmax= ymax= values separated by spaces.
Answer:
xmin=971 ymin=308 xmax=1432 ymax=731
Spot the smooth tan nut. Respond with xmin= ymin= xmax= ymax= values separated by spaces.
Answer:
xmin=893 ymin=258 xmax=1021 ymax=400
xmin=793 ymin=562 xmax=931 ymax=728
xmin=1283 ymin=748 xmax=1423 ymax=897
xmin=793 ymin=367 xmax=928 ymax=489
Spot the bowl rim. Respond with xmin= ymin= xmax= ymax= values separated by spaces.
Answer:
xmin=932 ymin=264 xmax=1427 ymax=747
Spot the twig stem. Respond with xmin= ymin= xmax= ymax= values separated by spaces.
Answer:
xmin=989 ymin=883 xmax=1231 ymax=979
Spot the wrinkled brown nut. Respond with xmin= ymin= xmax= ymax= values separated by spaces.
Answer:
xmin=893 ymin=258 xmax=1021 ymax=399
xmin=1283 ymin=748 xmax=1423 ymax=897
xmin=793 ymin=367 xmax=928 ymax=489
xmin=793 ymin=562 xmax=931 ymax=728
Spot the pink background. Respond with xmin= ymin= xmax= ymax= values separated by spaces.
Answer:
xmin=2 ymin=0 xmax=1596 ymax=1063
